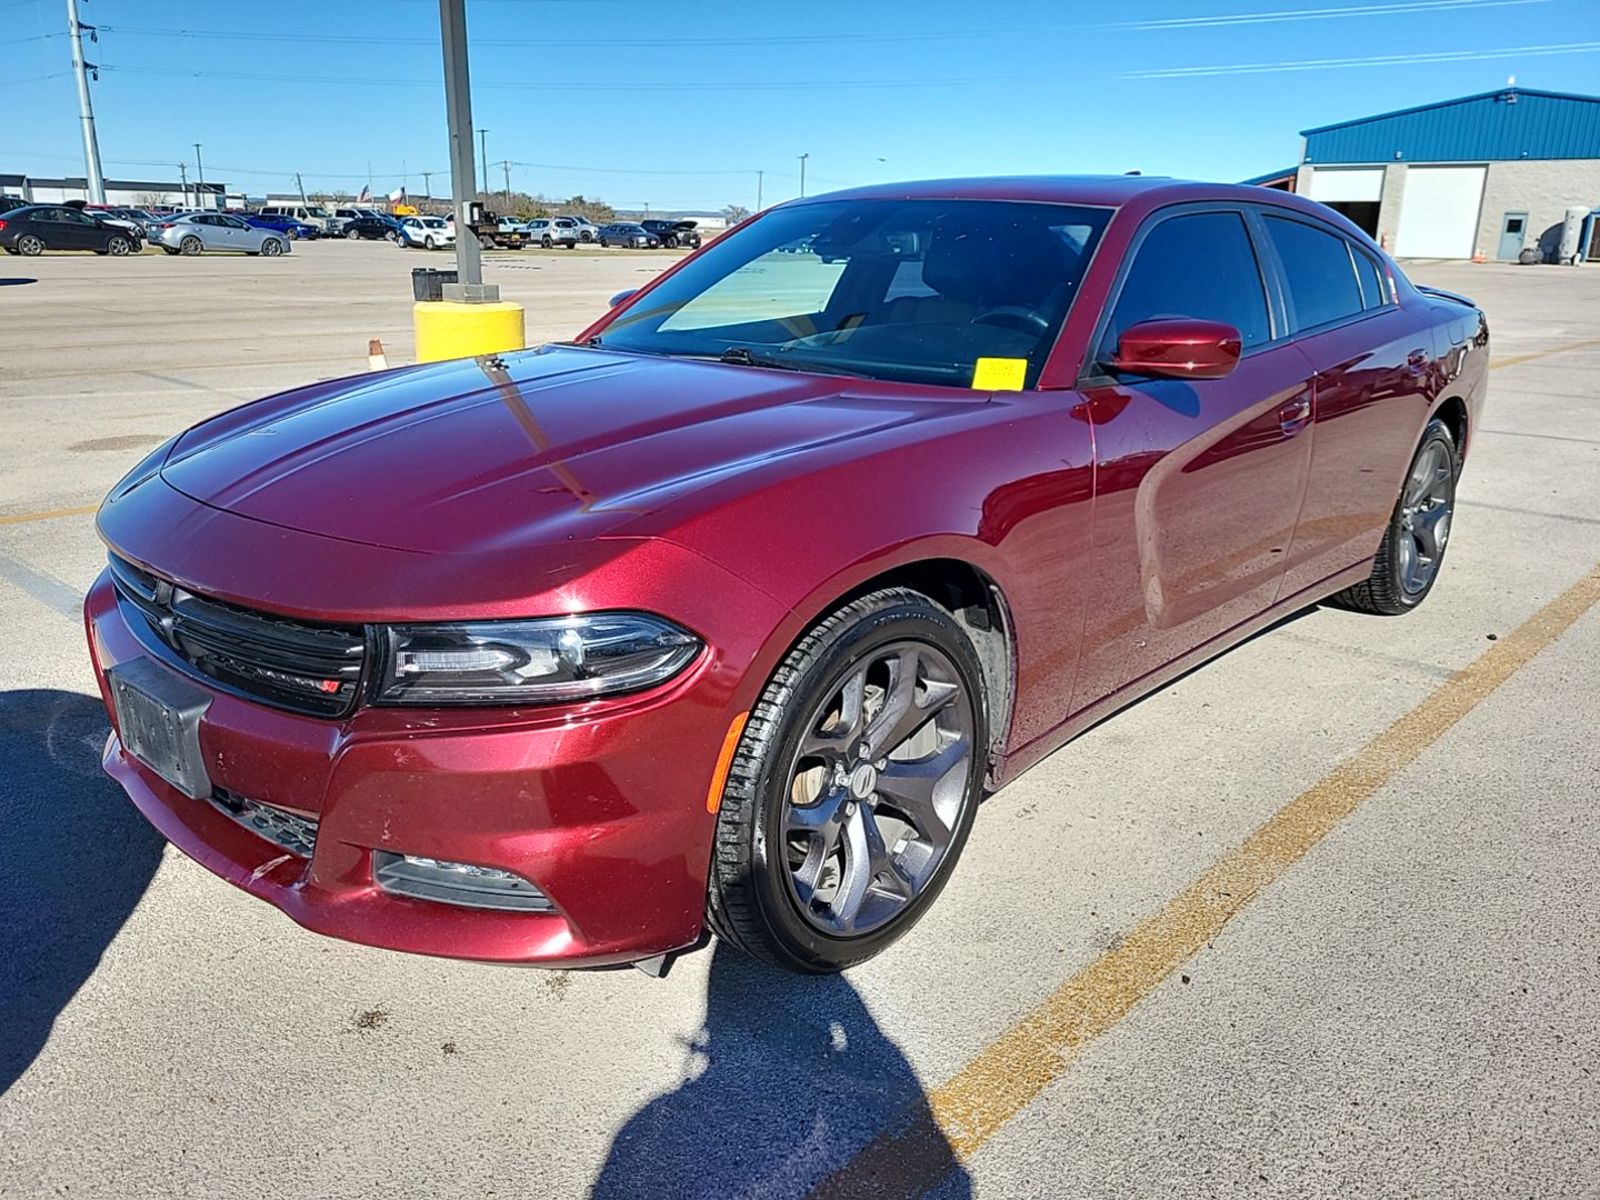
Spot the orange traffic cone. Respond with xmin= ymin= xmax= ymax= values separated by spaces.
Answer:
xmin=367 ymin=338 xmax=388 ymax=371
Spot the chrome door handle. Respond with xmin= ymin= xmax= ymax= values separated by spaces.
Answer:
xmin=1278 ymin=395 xmax=1312 ymax=435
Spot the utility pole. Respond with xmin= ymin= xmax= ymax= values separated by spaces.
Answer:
xmin=65 ymin=0 xmax=106 ymax=204
xmin=476 ymin=128 xmax=489 ymax=196
xmin=194 ymin=143 xmax=205 ymax=209
xmin=756 ymin=169 xmax=763 ymax=212
xmin=421 ymin=171 xmax=433 ymax=204
xmin=502 ymin=159 xmax=511 ymax=209
xmin=295 ymin=172 xmax=307 ymax=205
xmin=178 ymin=162 xmax=189 ymax=209
xmin=442 ymin=2 xmax=485 ymax=289
xmin=798 ymin=153 xmax=809 ymax=198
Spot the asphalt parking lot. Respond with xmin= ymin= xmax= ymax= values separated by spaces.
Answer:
xmin=2 ymin=242 xmax=1597 ymax=1198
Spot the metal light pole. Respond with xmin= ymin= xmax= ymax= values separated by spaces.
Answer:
xmin=798 ymin=153 xmax=809 ymax=199
xmin=178 ymin=163 xmax=189 ymax=208
xmin=476 ymin=128 xmax=489 ymax=196
xmin=440 ymin=0 xmax=485 ymax=290
xmin=756 ymin=169 xmax=763 ymax=211
xmin=502 ymin=159 xmax=512 ymax=209
xmin=65 ymin=0 xmax=106 ymax=204
xmin=421 ymin=171 xmax=432 ymax=204
xmin=194 ymin=143 xmax=205 ymax=209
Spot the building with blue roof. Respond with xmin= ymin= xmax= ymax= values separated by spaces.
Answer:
xmin=1288 ymin=86 xmax=1600 ymax=261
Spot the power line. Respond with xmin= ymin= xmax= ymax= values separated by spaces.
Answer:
xmin=1119 ymin=0 xmax=1546 ymax=28
xmin=1128 ymin=38 xmax=1600 ymax=77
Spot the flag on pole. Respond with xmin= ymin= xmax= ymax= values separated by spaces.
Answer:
xmin=357 ymin=184 xmax=371 ymax=203
xmin=388 ymin=186 xmax=405 ymax=203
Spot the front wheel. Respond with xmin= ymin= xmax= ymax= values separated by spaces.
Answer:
xmin=424 ymin=236 xmax=436 ymax=250
xmin=261 ymin=238 xmax=285 ymax=257
xmin=599 ymin=237 xmax=610 ymax=248
xmin=107 ymin=236 xmax=133 ymax=256
xmin=541 ymin=235 xmax=553 ymax=248
xmin=346 ymin=226 xmax=360 ymax=240
xmin=1329 ymin=417 xmax=1459 ymax=615
xmin=706 ymin=588 xmax=988 ymax=973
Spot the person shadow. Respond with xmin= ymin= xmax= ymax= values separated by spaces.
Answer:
xmin=591 ymin=942 xmax=972 ymax=1200
xmin=0 ymin=689 xmax=165 ymax=1095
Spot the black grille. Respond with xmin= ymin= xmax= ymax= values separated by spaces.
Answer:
xmin=108 ymin=554 xmax=367 ymax=717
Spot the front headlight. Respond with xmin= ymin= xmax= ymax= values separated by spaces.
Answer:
xmin=377 ymin=613 xmax=702 ymax=706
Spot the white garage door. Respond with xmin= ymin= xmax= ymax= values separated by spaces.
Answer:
xmin=1394 ymin=166 xmax=1486 ymax=259
xmin=1306 ymin=167 xmax=1384 ymax=203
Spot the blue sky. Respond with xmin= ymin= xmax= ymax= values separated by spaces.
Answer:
xmin=3 ymin=0 xmax=1597 ymax=209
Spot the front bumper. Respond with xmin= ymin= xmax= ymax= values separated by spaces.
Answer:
xmin=84 ymin=557 xmax=768 ymax=967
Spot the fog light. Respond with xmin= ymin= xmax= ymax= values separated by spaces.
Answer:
xmin=372 ymin=851 xmax=555 ymax=913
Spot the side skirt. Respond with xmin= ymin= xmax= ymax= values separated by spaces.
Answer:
xmin=991 ymin=557 xmax=1375 ymax=788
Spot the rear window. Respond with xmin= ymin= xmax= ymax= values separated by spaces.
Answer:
xmin=1106 ymin=211 xmax=1272 ymax=352
xmin=1264 ymin=215 xmax=1365 ymax=330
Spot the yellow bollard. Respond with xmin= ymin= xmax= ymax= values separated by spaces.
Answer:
xmin=413 ymin=300 xmax=527 ymax=363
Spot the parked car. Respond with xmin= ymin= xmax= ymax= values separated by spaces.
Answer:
xmin=526 ymin=217 xmax=580 ymax=249
xmin=597 ymin=221 xmax=658 ymax=248
xmin=81 ymin=204 xmax=154 ymax=245
xmin=85 ymin=177 xmax=1485 ymax=976
xmin=258 ymin=203 xmax=336 ymax=235
xmin=567 ymin=216 xmax=600 ymax=243
xmin=245 ymin=212 xmax=320 ymax=240
xmin=0 ymin=205 xmax=139 ymax=255
xmin=397 ymin=215 xmax=455 ymax=250
xmin=149 ymin=212 xmax=291 ymax=256
xmin=340 ymin=216 xmax=401 ymax=242
xmin=641 ymin=219 xmax=701 ymax=249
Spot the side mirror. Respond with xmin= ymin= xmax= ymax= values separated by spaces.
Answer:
xmin=1108 ymin=318 xmax=1242 ymax=381
xmin=608 ymin=289 xmax=638 ymax=308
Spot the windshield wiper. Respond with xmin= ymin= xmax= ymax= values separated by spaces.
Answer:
xmin=717 ymin=347 xmax=860 ymax=377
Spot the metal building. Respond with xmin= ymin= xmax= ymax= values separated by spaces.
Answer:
xmin=1293 ymin=87 xmax=1600 ymax=261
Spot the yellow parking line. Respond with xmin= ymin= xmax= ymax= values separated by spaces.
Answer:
xmin=0 ymin=503 xmax=98 ymax=527
xmin=1490 ymin=336 xmax=1600 ymax=371
xmin=810 ymin=562 xmax=1600 ymax=1199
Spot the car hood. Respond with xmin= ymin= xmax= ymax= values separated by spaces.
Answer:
xmin=161 ymin=346 xmax=975 ymax=554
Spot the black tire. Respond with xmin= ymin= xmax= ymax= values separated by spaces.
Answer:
xmin=1328 ymin=417 xmax=1460 ymax=615
xmin=261 ymin=238 xmax=284 ymax=257
xmin=541 ymin=235 xmax=553 ymax=248
xmin=599 ymin=237 xmax=610 ymax=248
xmin=664 ymin=235 xmax=679 ymax=249
xmin=1517 ymin=247 xmax=1541 ymax=265
xmin=162 ymin=247 xmax=179 ymax=256
xmin=179 ymin=236 xmax=203 ymax=256
xmin=106 ymin=236 xmax=132 ymax=256
xmin=16 ymin=234 xmax=44 ymax=257
xmin=706 ymin=588 xmax=989 ymax=973
xmin=346 ymin=226 xmax=360 ymax=240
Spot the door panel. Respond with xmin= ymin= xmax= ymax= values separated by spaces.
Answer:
xmin=1072 ymin=345 xmax=1315 ymax=712
xmin=1276 ymin=308 xmax=1439 ymax=596
xmin=1497 ymin=212 xmax=1528 ymax=261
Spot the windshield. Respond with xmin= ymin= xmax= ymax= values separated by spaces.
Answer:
xmin=598 ymin=198 xmax=1109 ymax=389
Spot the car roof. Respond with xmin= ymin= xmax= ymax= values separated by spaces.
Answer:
xmin=782 ymin=174 xmax=1370 ymax=240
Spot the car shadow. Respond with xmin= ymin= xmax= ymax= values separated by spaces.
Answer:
xmin=0 ymin=689 xmax=164 ymax=1095
xmin=590 ymin=941 xmax=972 ymax=1200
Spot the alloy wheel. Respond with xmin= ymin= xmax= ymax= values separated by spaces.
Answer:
xmin=180 ymin=236 xmax=202 ymax=256
xmin=108 ymin=237 xmax=131 ymax=256
xmin=262 ymin=239 xmax=283 ymax=257
xmin=17 ymin=234 xmax=43 ymax=256
xmin=1396 ymin=438 xmax=1455 ymax=595
xmin=779 ymin=639 xmax=976 ymax=937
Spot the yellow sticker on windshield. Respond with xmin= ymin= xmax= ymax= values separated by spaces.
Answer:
xmin=972 ymin=357 xmax=1028 ymax=392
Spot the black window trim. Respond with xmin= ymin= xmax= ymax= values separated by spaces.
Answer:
xmin=1077 ymin=201 xmax=1286 ymax=388
xmin=1249 ymin=205 xmax=1394 ymax=338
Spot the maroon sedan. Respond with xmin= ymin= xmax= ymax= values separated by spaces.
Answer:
xmin=85 ymin=177 xmax=1486 ymax=975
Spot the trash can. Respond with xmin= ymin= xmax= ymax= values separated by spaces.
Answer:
xmin=411 ymin=267 xmax=458 ymax=302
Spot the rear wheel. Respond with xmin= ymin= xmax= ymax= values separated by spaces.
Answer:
xmin=17 ymin=234 xmax=43 ymax=256
xmin=707 ymin=588 xmax=988 ymax=973
xmin=1329 ymin=417 xmax=1459 ymax=615
xmin=179 ymin=236 xmax=203 ymax=256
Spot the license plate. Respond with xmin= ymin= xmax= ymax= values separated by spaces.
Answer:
xmin=108 ymin=659 xmax=212 ymax=800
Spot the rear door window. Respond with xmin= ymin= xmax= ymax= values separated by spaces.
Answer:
xmin=1264 ymin=215 xmax=1366 ymax=330
xmin=1105 ymin=211 xmax=1272 ymax=353
xmin=1352 ymin=248 xmax=1389 ymax=309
